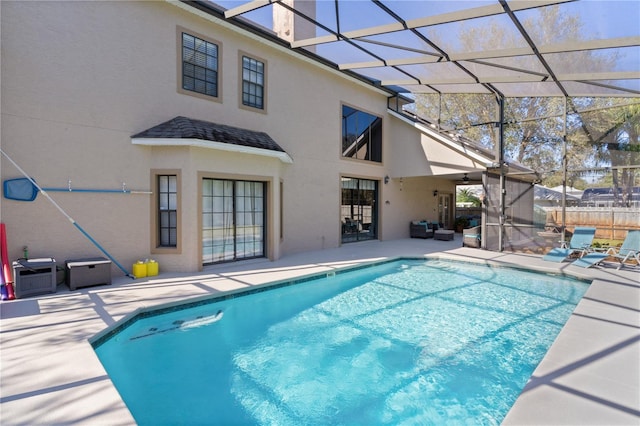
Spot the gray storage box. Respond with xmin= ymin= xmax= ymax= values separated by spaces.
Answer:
xmin=66 ymin=257 xmax=111 ymax=290
xmin=13 ymin=258 xmax=57 ymax=298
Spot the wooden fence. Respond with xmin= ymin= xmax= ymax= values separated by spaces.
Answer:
xmin=455 ymin=207 xmax=482 ymax=218
xmin=545 ymin=207 xmax=640 ymax=240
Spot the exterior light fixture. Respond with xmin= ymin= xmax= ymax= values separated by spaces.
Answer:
xmin=384 ymin=175 xmax=389 ymax=184
xmin=433 ymin=189 xmax=438 ymax=197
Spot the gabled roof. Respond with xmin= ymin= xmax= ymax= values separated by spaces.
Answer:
xmin=131 ymin=116 xmax=293 ymax=163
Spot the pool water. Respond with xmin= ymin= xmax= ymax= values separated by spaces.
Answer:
xmin=93 ymin=258 xmax=589 ymax=425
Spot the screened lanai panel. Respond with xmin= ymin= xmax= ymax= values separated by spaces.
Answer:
xmin=395 ymin=85 xmax=439 ymax=94
xmin=310 ymin=0 xmax=337 ymax=35
xmin=395 ymin=62 xmax=479 ymax=85
xmin=215 ymin=0 xmax=639 ymax=98
xmin=484 ymin=173 xmax=536 ymax=252
xmin=518 ymin=1 xmax=640 ymax=44
xmin=350 ymin=66 xmax=414 ymax=85
xmin=310 ymin=40 xmax=377 ymax=66
xmin=474 ymin=56 xmax=549 ymax=76
xmin=336 ymin=0 xmax=397 ymax=32
xmin=490 ymin=82 xmax=566 ymax=97
xmin=347 ymin=40 xmax=437 ymax=66
xmin=414 ymin=13 xmax=527 ymax=53
xmin=456 ymin=61 xmax=544 ymax=83
xmin=555 ymin=81 xmax=640 ymax=97
xmin=354 ymin=30 xmax=439 ymax=58
xmin=572 ymin=103 xmax=640 ymax=146
xmin=414 ymin=83 xmax=493 ymax=95
xmin=544 ymin=48 xmax=640 ymax=78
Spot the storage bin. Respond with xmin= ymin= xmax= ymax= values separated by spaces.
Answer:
xmin=65 ymin=257 xmax=112 ymax=290
xmin=13 ymin=258 xmax=57 ymax=298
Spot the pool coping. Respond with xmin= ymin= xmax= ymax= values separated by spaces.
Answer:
xmin=1 ymin=239 xmax=638 ymax=425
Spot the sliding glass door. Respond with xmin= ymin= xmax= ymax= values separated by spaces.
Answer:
xmin=202 ymin=178 xmax=265 ymax=264
xmin=341 ymin=177 xmax=378 ymax=243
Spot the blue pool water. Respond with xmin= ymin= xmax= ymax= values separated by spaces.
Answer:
xmin=93 ymin=258 xmax=589 ymax=425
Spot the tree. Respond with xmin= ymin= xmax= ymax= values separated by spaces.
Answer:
xmin=413 ymin=5 xmax=634 ymax=196
xmin=456 ymin=188 xmax=481 ymax=207
xmin=574 ymin=101 xmax=640 ymax=206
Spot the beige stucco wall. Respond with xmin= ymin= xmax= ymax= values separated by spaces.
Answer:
xmin=386 ymin=113 xmax=488 ymax=178
xmin=1 ymin=1 xmax=477 ymax=275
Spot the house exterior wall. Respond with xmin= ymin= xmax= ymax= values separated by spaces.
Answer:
xmin=386 ymin=115 xmax=489 ymax=178
xmin=1 ymin=1 xmax=463 ymax=275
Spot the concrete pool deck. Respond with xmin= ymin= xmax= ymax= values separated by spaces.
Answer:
xmin=1 ymin=238 xmax=638 ymax=425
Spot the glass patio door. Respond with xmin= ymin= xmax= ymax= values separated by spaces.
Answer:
xmin=202 ymin=178 xmax=265 ymax=264
xmin=341 ymin=177 xmax=378 ymax=243
xmin=438 ymin=193 xmax=453 ymax=229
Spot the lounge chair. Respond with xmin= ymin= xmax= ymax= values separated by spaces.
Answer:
xmin=542 ymin=227 xmax=596 ymax=263
xmin=610 ymin=230 xmax=640 ymax=269
xmin=571 ymin=252 xmax=609 ymax=268
xmin=574 ymin=230 xmax=640 ymax=269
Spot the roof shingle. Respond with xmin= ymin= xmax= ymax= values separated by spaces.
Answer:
xmin=132 ymin=116 xmax=286 ymax=153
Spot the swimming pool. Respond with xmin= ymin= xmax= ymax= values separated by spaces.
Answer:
xmin=93 ymin=258 xmax=589 ymax=425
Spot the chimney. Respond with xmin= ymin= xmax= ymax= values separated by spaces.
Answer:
xmin=273 ymin=0 xmax=316 ymax=51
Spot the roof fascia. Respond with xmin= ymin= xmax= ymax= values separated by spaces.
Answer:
xmin=169 ymin=1 xmax=394 ymax=97
xmin=132 ymin=137 xmax=294 ymax=164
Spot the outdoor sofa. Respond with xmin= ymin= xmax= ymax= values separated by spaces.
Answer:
xmin=410 ymin=221 xmax=435 ymax=239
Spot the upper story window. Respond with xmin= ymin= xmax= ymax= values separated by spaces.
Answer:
xmin=181 ymin=32 xmax=218 ymax=98
xmin=341 ymin=105 xmax=382 ymax=163
xmin=241 ymin=55 xmax=265 ymax=110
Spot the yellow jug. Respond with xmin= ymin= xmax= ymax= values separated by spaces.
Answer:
xmin=146 ymin=259 xmax=159 ymax=277
xmin=132 ymin=261 xmax=147 ymax=279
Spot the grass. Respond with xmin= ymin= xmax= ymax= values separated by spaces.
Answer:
xmin=591 ymin=239 xmax=623 ymax=249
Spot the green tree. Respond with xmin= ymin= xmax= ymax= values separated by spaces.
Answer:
xmin=413 ymin=5 xmax=633 ymax=193
xmin=576 ymin=101 xmax=640 ymax=206
xmin=456 ymin=188 xmax=481 ymax=207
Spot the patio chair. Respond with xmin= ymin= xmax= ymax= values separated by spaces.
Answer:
xmin=462 ymin=226 xmax=481 ymax=248
xmin=574 ymin=230 xmax=640 ymax=269
xmin=542 ymin=227 xmax=596 ymax=263
xmin=609 ymin=230 xmax=640 ymax=269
